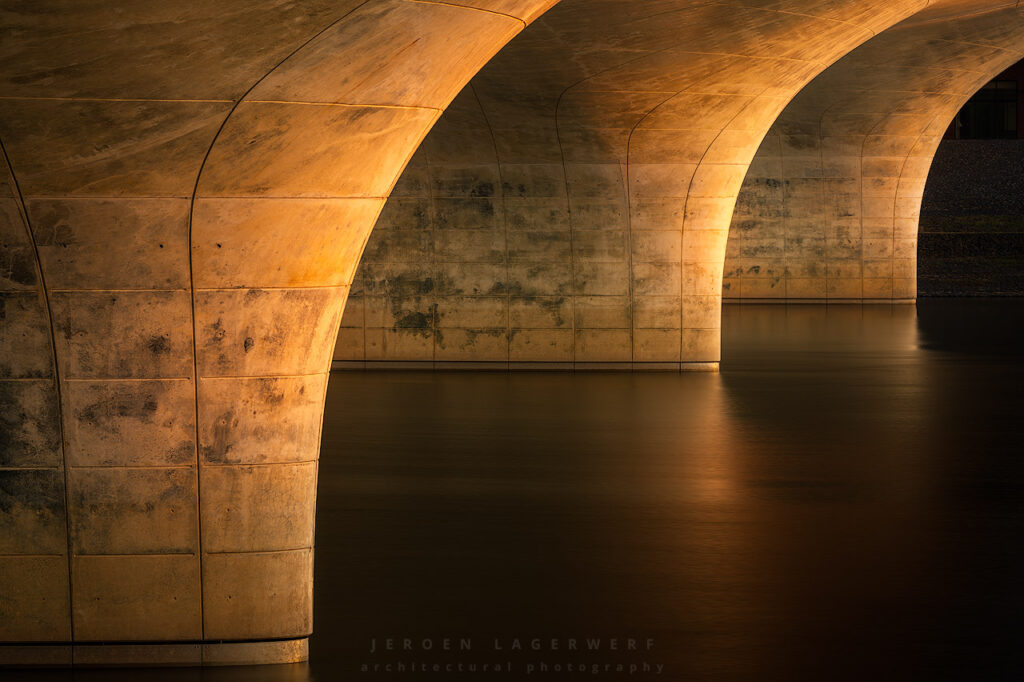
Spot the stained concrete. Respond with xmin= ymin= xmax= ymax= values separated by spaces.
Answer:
xmin=0 ymin=468 xmax=67 ymax=555
xmin=62 ymin=379 xmax=196 ymax=467
xmin=334 ymin=0 xmax=937 ymax=367
xmin=68 ymin=467 xmax=198 ymax=555
xmin=0 ymin=379 xmax=62 ymax=468
xmin=0 ymin=0 xmax=1020 ymax=666
xmin=0 ymin=0 xmax=555 ymax=657
xmin=0 ymin=148 xmax=70 ymax=647
xmin=724 ymin=4 xmax=1024 ymax=301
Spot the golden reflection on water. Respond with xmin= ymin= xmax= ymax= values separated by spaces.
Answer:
xmin=307 ymin=302 xmax=1024 ymax=681
xmin=9 ymin=302 xmax=1022 ymax=682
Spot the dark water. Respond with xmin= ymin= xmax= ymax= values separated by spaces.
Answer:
xmin=12 ymin=300 xmax=1024 ymax=681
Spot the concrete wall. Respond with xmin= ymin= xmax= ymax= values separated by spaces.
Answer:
xmin=334 ymin=0 xmax=934 ymax=369
xmin=1 ymin=0 xmax=1019 ymax=665
xmin=0 ymin=144 xmax=70 ymax=644
xmin=0 ymin=0 xmax=555 ymax=663
xmin=723 ymin=6 xmax=1024 ymax=301
xmin=331 ymin=3 xmax=1024 ymax=378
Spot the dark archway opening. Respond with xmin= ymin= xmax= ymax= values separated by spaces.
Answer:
xmin=918 ymin=60 xmax=1024 ymax=296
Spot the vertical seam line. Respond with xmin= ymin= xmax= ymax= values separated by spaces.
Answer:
xmin=0 ymin=136 xmax=76 ymax=641
xmin=468 ymin=83 xmax=512 ymax=367
xmin=183 ymin=0 xmax=374 ymax=647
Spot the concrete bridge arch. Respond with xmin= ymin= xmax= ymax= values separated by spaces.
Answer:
xmin=725 ymin=1 xmax=1024 ymax=301
xmin=0 ymin=0 xmax=1015 ymax=666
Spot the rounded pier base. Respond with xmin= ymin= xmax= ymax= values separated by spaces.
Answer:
xmin=0 ymin=637 xmax=308 ymax=668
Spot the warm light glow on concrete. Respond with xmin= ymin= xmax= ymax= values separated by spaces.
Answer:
xmin=0 ymin=0 xmax=1020 ymax=667
xmin=725 ymin=3 xmax=1024 ymax=302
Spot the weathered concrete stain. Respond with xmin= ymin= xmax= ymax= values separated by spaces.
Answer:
xmin=0 ymin=469 xmax=67 ymax=555
xmin=69 ymin=467 xmax=198 ymax=554
xmin=64 ymin=379 xmax=195 ymax=466
xmin=198 ymin=375 xmax=324 ymax=465
xmin=77 ymin=389 xmax=157 ymax=431
xmin=0 ymin=201 xmax=39 ymax=290
xmin=206 ymin=409 xmax=238 ymax=463
xmin=147 ymin=334 xmax=171 ymax=355
xmin=0 ymin=292 xmax=54 ymax=378
xmin=5 ymin=0 xmax=1018 ymax=655
xmin=0 ymin=249 xmax=37 ymax=289
xmin=0 ymin=379 xmax=61 ymax=467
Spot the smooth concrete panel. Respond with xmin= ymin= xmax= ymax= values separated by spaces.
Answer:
xmin=435 ymin=328 xmax=508 ymax=361
xmin=0 ymin=100 xmax=231 ymax=198
xmin=68 ymin=467 xmax=198 ymax=555
xmin=202 ymin=549 xmax=313 ymax=641
xmin=191 ymin=198 xmax=384 ymax=289
xmin=0 ymin=556 xmax=71 ymax=642
xmin=197 ymin=103 xmax=438 ymax=199
xmin=248 ymin=0 xmax=523 ymax=108
xmin=27 ymin=199 xmax=191 ymax=290
xmin=202 ymin=638 xmax=309 ymax=666
xmin=0 ymin=0 xmax=354 ymax=100
xmin=74 ymin=643 xmax=202 ymax=667
xmin=508 ymin=296 xmax=571 ymax=328
xmin=399 ymin=0 xmax=558 ymax=23
xmin=72 ymin=554 xmax=201 ymax=641
xmin=508 ymin=328 xmax=574 ymax=362
xmin=364 ymin=327 xmax=436 ymax=361
xmin=200 ymin=462 xmax=317 ymax=553
xmin=0 ymin=640 xmax=310 ymax=667
xmin=575 ymin=329 xmax=632 ymax=363
xmin=634 ymin=328 xmax=682 ymax=362
xmin=0 ymin=645 xmax=72 ymax=667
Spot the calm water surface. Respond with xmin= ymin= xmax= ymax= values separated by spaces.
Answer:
xmin=14 ymin=300 xmax=1024 ymax=681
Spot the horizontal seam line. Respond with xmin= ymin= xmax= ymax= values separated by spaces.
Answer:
xmin=0 ymin=97 xmax=233 ymax=104
xmin=202 ymin=547 xmax=312 ymax=555
xmin=22 ymin=196 xmax=192 ymax=200
xmin=194 ymin=195 xmax=388 ymax=199
xmin=68 ymin=465 xmax=196 ymax=469
xmin=200 ymin=461 xmax=318 ymax=467
xmin=0 ymin=553 xmax=67 ymax=558
xmin=198 ymin=373 xmax=327 ymax=380
xmin=49 ymin=288 xmax=189 ymax=293
xmin=62 ymin=377 xmax=193 ymax=382
xmin=244 ymin=99 xmax=442 ymax=112
xmin=71 ymin=553 xmax=198 ymax=557
xmin=193 ymin=285 xmax=348 ymax=291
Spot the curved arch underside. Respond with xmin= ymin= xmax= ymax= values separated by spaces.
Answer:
xmin=725 ymin=2 xmax=1024 ymax=301
xmin=334 ymin=0 xmax=1024 ymax=367
xmin=0 ymin=0 xmax=1019 ymax=661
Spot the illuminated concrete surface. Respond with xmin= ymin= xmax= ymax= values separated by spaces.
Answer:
xmin=333 ymin=0 xmax=932 ymax=368
xmin=0 ymin=0 xmax=1018 ymax=667
xmin=724 ymin=2 xmax=1024 ymax=301
xmin=0 ymin=0 xmax=557 ymax=664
